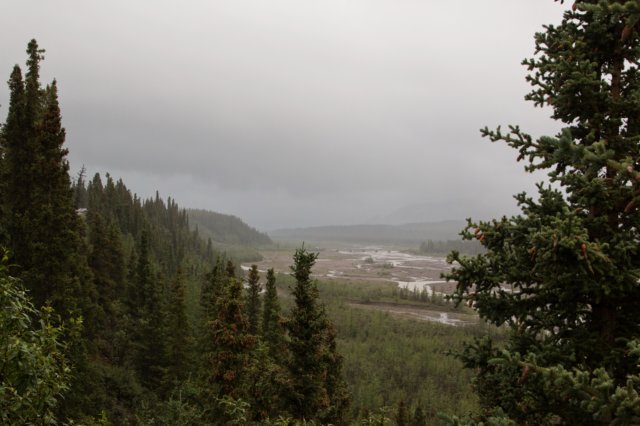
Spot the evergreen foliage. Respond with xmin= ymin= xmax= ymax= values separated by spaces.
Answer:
xmin=321 ymin=322 xmax=351 ymax=425
xmin=206 ymin=273 xmax=256 ymax=399
xmin=262 ymin=268 xmax=286 ymax=357
xmin=444 ymin=1 xmax=640 ymax=423
xmin=286 ymin=246 xmax=350 ymax=423
xmin=132 ymin=229 xmax=167 ymax=391
xmin=163 ymin=267 xmax=191 ymax=390
xmin=80 ymin=174 xmax=216 ymax=421
xmin=87 ymin=206 xmax=126 ymax=351
xmin=287 ymin=247 xmax=328 ymax=419
xmin=199 ymin=256 xmax=227 ymax=338
xmin=187 ymin=208 xmax=272 ymax=246
xmin=246 ymin=264 xmax=262 ymax=335
xmin=0 ymin=39 xmax=95 ymax=322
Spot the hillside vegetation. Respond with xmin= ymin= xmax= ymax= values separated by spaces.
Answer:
xmin=188 ymin=208 xmax=272 ymax=246
xmin=187 ymin=208 xmax=272 ymax=262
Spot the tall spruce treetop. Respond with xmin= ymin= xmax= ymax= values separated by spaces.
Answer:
xmin=0 ymin=40 xmax=94 ymax=317
xmin=262 ymin=267 xmax=285 ymax=356
xmin=446 ymin=1 xmax=640 ymax=424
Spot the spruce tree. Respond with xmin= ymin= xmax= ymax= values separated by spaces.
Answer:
xmin=72 ymin=165 xmax=88 ymax=209
xmin=246 ymin=267 xmax=290 ymax=421
xmin=163 ymin=266 xmax=191 ymax=390
xmin=200 ymin=255 xmax=226 ymax=319
xmin=0 ymin=66 xmax=26 ymax=249
xmin=0 ymin=41 xmax=94 ymax=318
xmin=262 ymin=268 xmax=285 ymax=357
xmin=286 ymin=247 xmax=332 ymax=421
xmin=87 ymin=208 xmax=126 ymax=354
xmin=321 ymin=322 xmax=350 ymax=425
xmin=246 ymin=264 xmax=261 ymax=335
xmin=445 ymin=1 xmax=640 ymax=424
xmin=206 ymin=275 xmax=256 ymax=399
xmin=132 ymin=229 xmax=166 ymax=390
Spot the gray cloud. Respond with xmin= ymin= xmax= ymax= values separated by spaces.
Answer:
xmin=1 ymin=1 xmax=567 ymax=230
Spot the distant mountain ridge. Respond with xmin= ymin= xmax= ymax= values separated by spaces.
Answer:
xmin=270 ymin=220 xmax=466 ymax=244
xmin=367 ymin=202 xmax=498 ymax=226
xmin=187 ymin=209 xmax=272 ymax=246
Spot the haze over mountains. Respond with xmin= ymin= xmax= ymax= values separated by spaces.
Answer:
xmin=193 ymin=200 xmax=492 ymax=246
xmin=267 ymin=200 xmax=505 ymax=245
xmin=270 ymin=220 xmax=467 ymax=244
xmin=366 ymin=201 xmax=500 ymax=226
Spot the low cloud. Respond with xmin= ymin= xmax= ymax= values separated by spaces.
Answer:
xmin=1 ymin=0 xmax=567 ymax=230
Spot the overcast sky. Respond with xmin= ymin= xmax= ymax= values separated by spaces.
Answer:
xmin=1 ymin=1 xmax=568 ymax=230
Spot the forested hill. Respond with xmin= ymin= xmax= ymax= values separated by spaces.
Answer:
xmin=270 ymin=220 xmax=465 ymax=244
xmin=73 ymin=172 xmax=217 ymax=306
xmin=187 ymin=208 xmax=272 ymax=246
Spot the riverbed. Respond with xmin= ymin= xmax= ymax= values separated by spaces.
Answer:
xmin=244 ymin=246 xmax=457 ymax=295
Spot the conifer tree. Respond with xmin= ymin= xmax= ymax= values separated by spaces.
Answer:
xmin=0 ymin=40 xmax=94 ymax=318
xmin=72 ymin=165 xmax=88 ymax=209
xmin=163 ymin=266 xmax=191 ymax=390
xmin=132 ymin=229 xmax=166 ymax=390
xmin=286 ymin=247 xmax=326 ymax=419
xmin=321 ymin=322 xmax=350 ymax=425
xmin=199 ymin=255 xmax=227 ymax=331
xmin=0 ymin=67 xmax=26 ymax=248
xmin=87 ymin=208 xmax=126 ymax=351
xmin=206 ymin=275 xmax=256 ymax=399
xmin=445 ymin=1 xmax=640 ymax=424
xmin=246 ymin=264 xmax=262 ymax=335
xmin=262 ymin=268 xmax=285 ymax=357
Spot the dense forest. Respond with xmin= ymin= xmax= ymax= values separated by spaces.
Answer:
xmin=4 ymin=1 xmax=640 ymax=425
